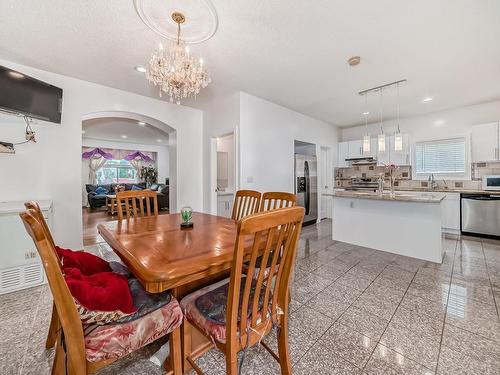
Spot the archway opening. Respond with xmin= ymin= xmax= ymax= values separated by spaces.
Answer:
xmin=80 ymin=111 xmax=177 ymax=246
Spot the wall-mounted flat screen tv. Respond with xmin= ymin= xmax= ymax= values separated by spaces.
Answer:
xmin=0 ymin=65 xmax=63 ymax=124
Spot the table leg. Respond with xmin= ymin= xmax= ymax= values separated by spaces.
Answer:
xmin=111 ymin=198 xmax=116 ymax=215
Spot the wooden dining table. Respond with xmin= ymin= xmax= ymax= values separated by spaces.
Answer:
xmin=97 ymin=212 xmax=242 ymax=374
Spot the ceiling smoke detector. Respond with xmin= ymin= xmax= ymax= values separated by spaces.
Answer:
xmin=348 ymin=56 xmax=361 ymax=66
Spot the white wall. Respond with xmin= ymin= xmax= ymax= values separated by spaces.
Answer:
xmin=341 ymin=100 xmax=500 ymax=179
xmin=239 ymin=92 xmax=339 ymax=194
xmin=201 ymin=90 xmax=241 ymax=212
xmin=0 ymin=59 xmax=203 ymax=249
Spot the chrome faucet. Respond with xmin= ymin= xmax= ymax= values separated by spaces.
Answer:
xmin=428 ymin=174 xmax=437 ymax=190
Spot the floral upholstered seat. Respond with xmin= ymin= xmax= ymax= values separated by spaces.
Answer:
xmin=83 ymin=274 xmax=183 ymax=362
xmin=180 ymin=278 xmax=268 ymax=344
xmin=84 ymin=298 xmax=183 ymax=362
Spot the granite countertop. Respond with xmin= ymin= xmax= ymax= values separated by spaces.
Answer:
xmin=391 ymin=187 xmax=500 ymax=195
xmin=326 ymin=190 xmax=446 ymax=203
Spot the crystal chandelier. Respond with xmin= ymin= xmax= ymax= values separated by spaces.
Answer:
xmin=146 ymin=12 xmax=211 ymax=105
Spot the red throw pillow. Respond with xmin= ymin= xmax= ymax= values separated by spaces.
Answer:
xmin=56 ymin=246 xmax=111 ymax=275
xmin=64 ymin=268 xmax=137 ymax=315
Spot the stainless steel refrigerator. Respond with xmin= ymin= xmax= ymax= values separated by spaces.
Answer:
xmin=294 ymin=153 xmax=318 ymax=226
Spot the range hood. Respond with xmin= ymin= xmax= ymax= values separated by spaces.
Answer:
xmin=345 ymin=157 xmax=377 ymax=165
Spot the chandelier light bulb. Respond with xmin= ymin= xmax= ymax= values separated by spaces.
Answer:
xmin=158 ymin=43 xmax=163 ymax=51
xmin=185 ymin=46 xmax=190 ymax=54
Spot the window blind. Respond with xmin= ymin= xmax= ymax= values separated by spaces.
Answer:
xmin=415 ymin=138 xmax=466 ymax=174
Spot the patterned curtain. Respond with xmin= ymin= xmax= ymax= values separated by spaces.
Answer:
xmin=88 ymin=156 xmax=107 ymax=184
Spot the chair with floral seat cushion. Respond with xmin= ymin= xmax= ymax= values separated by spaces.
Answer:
xmin=19 ymin=208 xmax=183 ymax=375
xmin=24 ymin=201 xmax=114 ymax=349
xmin=181 ymin=206 xmax=304 ymax=375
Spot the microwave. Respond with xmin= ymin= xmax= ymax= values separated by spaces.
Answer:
xmin=483 ymin=175 xmax=500 ymax=191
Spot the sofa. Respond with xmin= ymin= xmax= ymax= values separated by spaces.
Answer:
xmin=86 ymin=183 xmax=146 ymax=209
xmin=149 ymin=183 xmax=169 ymax=211
xmin=86 ymin=182 xmax=169 ymax=211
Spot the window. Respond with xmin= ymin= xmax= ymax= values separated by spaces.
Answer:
xmin=415 ymin=138 xmax=466 ymax=174
xmin=96 ymin=159 xmax=138 ymax=184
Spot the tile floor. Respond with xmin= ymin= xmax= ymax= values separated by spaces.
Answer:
xmin=1 ymin=219 xmax=499 ymax=374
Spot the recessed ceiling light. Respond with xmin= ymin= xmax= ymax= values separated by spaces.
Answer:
xmin=348 ymin=56 xmax=361 ymax=66
xmin=8 ymin=71 xmax=25 ymax=79
xmin=134 ymin=65 xmax=147 ymax=73
xmin=138 ymin=121 xmax=146 ymax=126
xmin=423 ymin=97 xmax=433 ymax=102
xmin=156 ymin=139 xmax=163 ymax=143
xmin=121 ymin=135 xmax=128 ymax=139
xmin=362 ymin=111 xmax=370 ymax=115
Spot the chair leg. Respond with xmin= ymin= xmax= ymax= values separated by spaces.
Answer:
xmin=51 ymin=336 xmax=65 ymax=375
xmin=182 ymin=320 xmax=192 ymax=371
xmin=277 ymin=317 xmax=292 ymax=375
xmin=46 ymin=303 xmax=59 ymax=349
xmin=226 ymin=347 xmax=238 ymax=375
xmin=167 ymin=327 xmax=183 ymax=375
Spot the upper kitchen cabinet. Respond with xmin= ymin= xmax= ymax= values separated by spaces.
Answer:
xmin=338 ymin=141 xmax=349 ymax=167
xmin=471 ymin=122 xmax=500 ymax=162
xmin=347 ymin=140 xmax=363 ymax=159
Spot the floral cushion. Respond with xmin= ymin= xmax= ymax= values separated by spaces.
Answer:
xmin=180 ymin=278 xmax=269 ymax=344
xmin=84 ymin=297 xmax=183 ymax=362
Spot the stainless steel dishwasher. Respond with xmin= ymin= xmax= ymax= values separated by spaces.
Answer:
xmin=461 ymin=193 xmax=500 ymax=238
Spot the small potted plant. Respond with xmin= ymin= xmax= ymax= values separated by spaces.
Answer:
xmin=180 ymin=206 xmax=193 ymax=229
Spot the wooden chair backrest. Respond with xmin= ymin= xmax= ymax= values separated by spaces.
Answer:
xmin=259 ymin=192 xmax=297 ymax=212
xmin=116 ymin=190 xmax=158 ymax=220
xmin=231 ymin=190 xmax=261 ymax=221
xmin=226 ymin=206 xmax=304 ymax=349
xmin=24 ymin=201 xmax=57 ymax=253
xmin=19 ymin=209 xmax=86 ymax=374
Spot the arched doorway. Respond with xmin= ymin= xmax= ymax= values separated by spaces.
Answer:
xmin=81 ymin=111 xmax=177 ymax=245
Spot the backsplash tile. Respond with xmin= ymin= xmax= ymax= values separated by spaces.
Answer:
xmin=472 ymin=161 xmax=500 ymax=180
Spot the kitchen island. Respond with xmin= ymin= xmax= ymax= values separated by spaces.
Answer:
xmin=328 ymin=190 xmax=446 ymax=263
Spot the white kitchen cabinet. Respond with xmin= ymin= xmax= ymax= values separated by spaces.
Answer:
xmin=471 ymin=122 xmax=499 ymax=162
xmin=337 ymin=141 xmax=349 ymax=167
xmin=217 ymin=193 xmax=234 ymax=218
xmin=441 ymin=193 xmax=460 ymax=234
xmin=0 ymin=200 xmax=52 ymax=295
xmin=347 ymin=140 xmax=363 ymax=159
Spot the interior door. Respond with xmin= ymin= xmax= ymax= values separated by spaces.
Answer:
xmin=320 ymin=147 xmax=331 ymax=219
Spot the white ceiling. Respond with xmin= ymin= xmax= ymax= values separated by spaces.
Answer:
xmin=1 ymin=0 xmax=499 ymax=127
xmin=82 ymin=118 xmax=169 ymax=145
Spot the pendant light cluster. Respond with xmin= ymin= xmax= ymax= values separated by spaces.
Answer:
xmin=359 ymin=79 xmax=407 ymax=154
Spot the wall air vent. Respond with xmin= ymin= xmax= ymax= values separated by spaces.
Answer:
xmin=0 ymin=263 xmax=45 ymax=295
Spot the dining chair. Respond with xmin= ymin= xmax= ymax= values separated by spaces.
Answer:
xmin=19 ymin=209 xmax=183 ymax=375
xmin=116 ymin=190 xmax=158 ymax=220
xmin=231 ymin=190 xmax=261 ymax=221
xmin=181 ymin=206 xmax=305 ymax=375
xmin=260 ymin=192 xmax=297 ymax=212
xmin=24 ymin=201 xmax=61 ymax=349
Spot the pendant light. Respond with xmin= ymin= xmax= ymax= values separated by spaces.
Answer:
xmin=377 ymin=89 xmax=386 ymax=153
xmin=362 ymin=93 xmax=371 ymax=154
xmin=394 ymin=82 xmax=403 ymax=152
